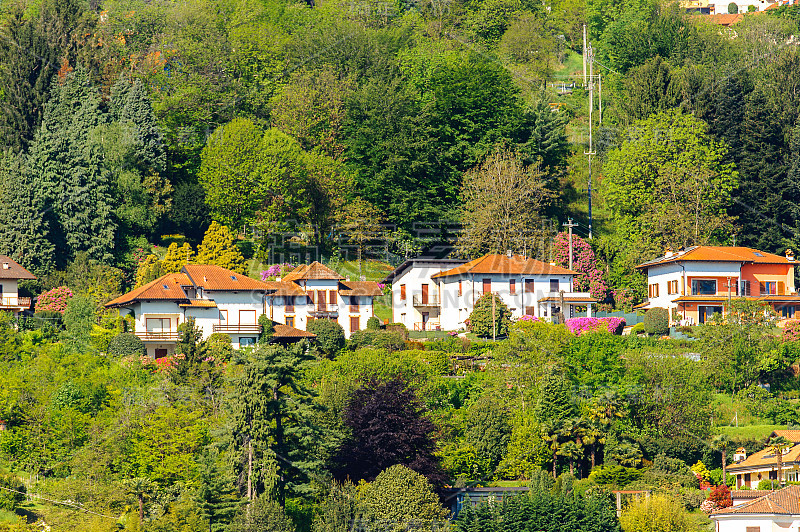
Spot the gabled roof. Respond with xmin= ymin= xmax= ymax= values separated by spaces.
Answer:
xmin=283 ymin=262 xmax=344 ymax=282
xmin=728 ymin=442 xmax=800 ymax=472
xmin=339 ymin=280 xmax=383 ymax=297
xmin=0 ymin=256 xmax=37 ymax=280
xmin=637 ymin=246 xmax=793 ymax=269
xmin=431 ymin=254 xmax=578 ymax=279
xmin=707 ymin=13 xmax=744 ymax=26
xmin=182 ymin=265 xmax=270 ymax=291
xmin=105 ymin=273 xmax=190 ymax=308
xmin=382 ymin=257 xmax=468 ymax=284
xmin=713 ymin=485 xmax=800 ymax=516
xmin=264 ymin=281 xmax=307 ymax=297
xmin=772 ymin=430 xmax=800 ymax=443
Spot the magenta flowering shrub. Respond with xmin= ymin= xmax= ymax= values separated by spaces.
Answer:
xmin=783 ymin=319 xmax=800 ymax=342
xmin=612 ymin=288 xmax=636 ymax=312
xmin=565 ymin=317 xmax=625 ymax=335
xmin=518 ymin=315 xmax=540 ymax=322
xmin=35 ymin=286 xmax=74 ymax=313
xmin=553 ymin=232 xmax=608 ymax=300
xmin=260 ymin=263 xmax=296 ymax=281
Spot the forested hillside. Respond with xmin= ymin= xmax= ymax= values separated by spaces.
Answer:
xmin=0 ymin=0 xmax=798 ymax=302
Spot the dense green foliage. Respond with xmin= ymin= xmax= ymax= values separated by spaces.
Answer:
xmin=307 ymin=319 xmax=345 ymax=356
xmin=469 ymin=294 xmax=512 ymax=338
xmin=643 ymin=308 xmax=669 ymax=336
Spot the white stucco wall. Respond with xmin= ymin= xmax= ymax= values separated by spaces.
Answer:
xmin=713 ymin=514 xmax=800 ymax=532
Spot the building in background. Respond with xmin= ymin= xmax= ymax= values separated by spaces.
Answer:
xmin=0 ymin=256 xmax=36 ymax=316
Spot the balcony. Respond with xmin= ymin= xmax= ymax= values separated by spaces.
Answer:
xmin=309 ymin=304 xmax=339 ymax=316
xmin=212 ymin=324 xmax=262 ymax=334
xmin=134 ymin=331 xmax=179 ymax=341
xmin=0 ymin=296 xmax=31 ymax=309
xmin=412 ymin=294 xmax=440 ymax=307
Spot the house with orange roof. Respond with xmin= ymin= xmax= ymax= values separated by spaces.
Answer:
xmin=384 ymin=252 xmax=597 ymax=331
xmin=712 ymin=484 xmax=800 ymax=531
xmin=636 ymin=246 xmax=799 ymax=325
xmin=727 ymin=430 xmax=800 ymax=489
xmin=0 ymin=256 xmax=36 ymax=316
xmin=105 ymin=261 xmax=381 ymax=357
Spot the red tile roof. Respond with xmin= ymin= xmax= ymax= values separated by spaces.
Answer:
xmin=713 ymin=484 xmax=800 ymax=515
xmin=283 ymin=262 xmax=344 ymax=281
xmin=265 ymin=281 xmax=307 ymax=297
xmin=339 ymin=281 xmax=383 ymax=296
xmin=431 ymin=254 xmax=578 ymax=279
xmin=638 ymin=246 xmax=793 ymax=269
xmin=105 ymin=273 xmax=191 ymax=308
xmin=0 ymin=256 xmax=37 ymax=280
xmin=273 ymin=324 xmax=316 ymax=338
xmin=708 ymin=13 xmax=744 ymax=25
xmin=182 ymin=265 xmax=270 ymax=291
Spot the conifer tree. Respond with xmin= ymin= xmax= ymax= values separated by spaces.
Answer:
xmin=196 ymin=222 xmax=247 ymax=275
xmin=228 ymin=342 xmax=324 ymax=506
xmin=110 ymin=77 xmax=166 ymax=174
xmin=161 ymin=242 xmax=194 ymax=273
xmin=27 ymin=69 xmax=116 ymax=265
xmin=0 ymin=152 xmax=55 ymax=274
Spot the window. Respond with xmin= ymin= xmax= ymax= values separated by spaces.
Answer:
xmin=219 ymin=310 xmax=228 ymax=323
xmin=350 ymin=316 xmax=360 ymax=332
xmin=760 ymin=281 xmax=777 ymax=295
xmin=745 ymin=527 xmax=760 ymax=532
xmin=525 ymin=279 xmax=535 ymax=293
xmin=458 ymin=281 xmax=462 ymax=297
xmin=239 ymin=309 xmax=256 ymax=325
xmin=286 ymin=316 xmax=295 ymax=327
xmin=667 ymin=280 xmax=679 ymax=295
xmin=154 ymin=348 xmax=168 ymax=359
xmin=239 ymin=337 xmax=257 ymax=347
xmin=286 ymin=297 xmax=295 ymax=314
xmin=400 ymin=284 xmax=406 ymax=300
xmin=549 ymin=279 xmax=559 ymax=292
xmin=740 ymin=280 xmax=751 ymax=296
xmin=691 ymin=279 xmax=716 ymax=295
xmin=482 ymin=278 xmax=491 ymax=294
xmin=781 ymin=306 xmax=795 ymax=319
xmin=146 ymin=317 xmax=172 ymax=334
xmin=525 ymin=306 xmax=536 ymax=316
xmin=329 ymin=290 xmax=337 ymax=305
xmin=350 ymin=297 xmax=359 ymax=313
xmin=648 ymin=283 xmax=660 ymax=298
xmin=509 ymin=279 xmax=516 ymax=294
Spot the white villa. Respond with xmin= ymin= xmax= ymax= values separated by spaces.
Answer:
xmin=105 ymin=262 xmax=382 ymax=358
xmin=0 ymin=256 xmax=36 ymax=316
xmin=712 ymin=484 xmax=800 ymax=532
xmin=384 ymin=253 xmax=597 ymax=331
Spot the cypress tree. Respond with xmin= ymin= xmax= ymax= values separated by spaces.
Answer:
xmin=28 ymin=69 xmax=116 ymax=265
xmin=0 ymin=152 xmax=55 ymax=274
xmin=196 ymin=221 xmax=247 ymax=274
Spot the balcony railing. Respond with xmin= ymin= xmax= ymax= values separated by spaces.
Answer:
xmin=412 ymin=294 xmax=439 ymax=307
xmin=213 ymin=324 xmax=262 ymax=334
xmin=135 ymin=331 xmax=179 ymax=341
xmin=0 ymin=296 xmax=31 ymax=308
xmin=309 ymin=305 xmax=339 ymax=315
xmin=413 ymin=321 xmax=441 ymax=331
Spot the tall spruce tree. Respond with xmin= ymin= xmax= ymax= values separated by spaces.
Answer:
xmin=28 ymin=69 xmax=116 ymax=265
xmin=110 ymin=77 xmax=166 ymax=174
xmin=228 ymin=342 xmax=325 ymax=506
xmin=0 ymin=152 xmax=55 ymax=274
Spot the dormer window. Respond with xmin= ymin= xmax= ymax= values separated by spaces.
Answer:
xmin=754 ymin=252 xmax=764 ymax=257
xmin=231 ymin=275 xmax=237 ymax=280
xmin=1 ymin=263 xmax=8 ymax=270
xmin=163 ymin=284 xmax=169 ymax=289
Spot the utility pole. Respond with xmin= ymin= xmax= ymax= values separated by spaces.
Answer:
xmin=563 ymin=218 xmax=578 ymax=271
xmin=585 ymin=42 xmax=596 ymax=240
xmin=492 ymin=292 xmax=496 ymax=341
xmin=582 ymin=24 xmax=587 ymax=86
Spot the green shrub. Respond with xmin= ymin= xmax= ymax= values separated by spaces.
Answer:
xmin=468 ymin=294 xmax=511 ymax=338
xmin=425 ymin=336 xmax=471 ymax=353
xmin=0 ymin=473 xmax=25 ymax=511
xmin=757 ymin=479 xmax=779 ymax=490
xmin=588 ymin=464 xmax=643 ymax=487
xmin=425 ymin=351 xmax=451 ymax=375
xmin=728 ymin=1 xmax=738 ymax=13
xmin=385 ymin=323 xmax=409 ymax=339
xmin=643 ymin=307 xmax=669 ymax=336
xmin=107 ymin=332 xmax=145 ymax=357
xmin=366 ymin=316 xmax=381 ymax=330
xmin=620 ymin=493 xmax=693 ymax=532
xmin=347 ymin=330 xmax=406 ymax=352
xmin=308 ymin=319 xmax=345 ymax=355
xmin=258 ymin=314 xmax=274 ymax=343
xmin=630 ymin=322 xmax=645 ymax=335
xmin=207 ymin=333 xmax=233 ymax=362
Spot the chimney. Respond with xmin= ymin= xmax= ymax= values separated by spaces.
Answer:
xmin=733 ymin=447 xmax=747 ymax=463
xmin=507 ymin=249 xmax=513 ymax=258
xmin=2 ymin=262 xmax=8 ymax=270
xmin=665 ymin=247 xmax=674 ymax=259
xmin=786 ymin=249 xmax=795 ymax=262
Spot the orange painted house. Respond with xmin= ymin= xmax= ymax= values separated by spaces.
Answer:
xmin=636 ymin=246 xmax=799 ymax=324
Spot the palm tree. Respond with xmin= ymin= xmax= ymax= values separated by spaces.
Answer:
xmin=559 ymin=417 xmax=588 ymax=477
xmin=583 ymin=419 xmax=606 ymax=470
xmin=541 ymin=422 xmax=562 ymax=479
xmin=123 ymin=477 xmax=154 ymax=522
xmin=767 ymin=436 xmax=792 ymax=486
xmin=711 ymin=434 xmax=731 ymax=487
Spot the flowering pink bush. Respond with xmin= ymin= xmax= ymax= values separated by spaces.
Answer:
xmin=783 ymin=319 xmax=800 ymax=342
xmin=612 ymin=288 xmax=636 ymax=312
xmin=518 ymin=315 xmax=541 ymax=322
xmin=565 ymin=317 xmax=625 ymax=335
xmin=261 ymin=263 xmax=296 ymax=281
xmin=35 ymin=286 xmax=74 ymax=313
xmin=553 ymin=232 xmax=608 ymax=300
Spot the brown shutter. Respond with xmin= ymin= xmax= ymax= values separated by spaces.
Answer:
xmin=778 ymin=281 xmax=785 ymax=295
xmin=350 ymin=316 xmax=359 ymax=332
xmin=422 ymin=284 xmax=429 ymax=304
xmin=525 ymin=279 xmax=535 ymax=293
xmin=400 ymin=285 xmax=406 ymax=300
xmin=330 ymin=290 xmax=337 ymax=304
xmin=483 ymin=278 xmax=491 ymax=294
xmin=509 ymin=279 xmax=516 ymax=294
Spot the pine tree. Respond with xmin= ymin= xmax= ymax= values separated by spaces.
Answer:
xmin=196 ymin=449 xmax=240 ymax=532
xmin=0 ymin=152 xmax=55 ymax=274
xmin=110 ymin=77 xmax=166 ymax=174
xmin=27 ymin=69 xmax=116 ymax=265
xmin=196 ymin=222 xmax=247 ymax=275
xmin=228 ymin=342 xmax=325 ymax=506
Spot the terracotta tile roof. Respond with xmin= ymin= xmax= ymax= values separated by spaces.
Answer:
xmin=431 ymin=254 xmax=578 ymax=279
xmin=538 ymin=295 xmax=599 ymax=303
xmin=178 ymin=299 xmax=218 ymax=308
xmin=182 ymin=265 xmax=270 ymax=291
xmin=727 ymin=442 xmax=800 ymax=472
xmin=772 ymin=430 xmax=800 ymax=443
xmin=282 ymin=262 xmax=344 ymax=281
xmin=265 ymin=281 xmax=307 ymax=297
xmin=713 ymin=485 xmax=800 ymax=515
xmin=105 ymin=273 xmax=190 ymax=308
xmin=638 ymin=246 xmax=792 ymax=269
xmin=0 ymin=256 xmax=37 ymax=280
xmin=272 ymin=323 xmax=316 ymax=338
xmin=707 ymin=13 xmax=744 ymax=26
xmin=731 ymin=490 xmax=776 ymax=501
xmin=338 ymin=281 xmax=383 ymax=296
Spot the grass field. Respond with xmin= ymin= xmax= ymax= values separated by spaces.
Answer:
xmin=717 ymin=424 xmax=784 ymax=440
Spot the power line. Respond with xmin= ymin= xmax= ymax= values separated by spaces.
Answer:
xmin=0 ymin=486 xmax=118 ymax=521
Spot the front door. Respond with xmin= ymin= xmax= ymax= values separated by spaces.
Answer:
xmin=154 ymin=348 xmax=168 ymax=359
xmin=421 ymin=312 xmax=429 ymax=330
xmin=421 ymin=284 xmax=429 ymax=305
xmin=699 ymin=306 xmax=723 ymax=324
